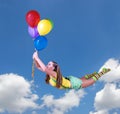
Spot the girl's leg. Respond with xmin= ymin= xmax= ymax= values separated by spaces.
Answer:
xmin=84 ymin=72 xmax=97 ymax=79
xmin=80 ymin=77 xmax=87 ymax=81
xmin=81 ymin=78 xmax=95 ymax=88
xmin=80 ymin=72 xmax=97 ymax=88
xmin=80 ymin=68 xmax=111 ymax=88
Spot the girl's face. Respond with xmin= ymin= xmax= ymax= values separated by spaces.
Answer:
xmin=46 ymin=61 xmax=55 ymax=71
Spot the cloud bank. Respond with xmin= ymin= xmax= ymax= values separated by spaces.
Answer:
xmin=0 ymin=73 xmax=86 ymax=114
xmin=0 ymin=73 xmax=39 ymax=113
xmin=40 ymin=89 xmax=86 ymax=114
xmin=1 ymin=58 xmax=120 ymax=114
xmin=99 ymin=58 xmax=120 ymax=83
xmin=90 ymin=58 xmax=120 ymax=114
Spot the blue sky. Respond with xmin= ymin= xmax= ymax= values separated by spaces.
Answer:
xmin=0 ymin=0 xmax=120 ymax=114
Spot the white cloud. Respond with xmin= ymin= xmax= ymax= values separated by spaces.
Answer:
xmin=0 ymin=73 xmax=86 ymax=114
xmin=113 ymin=112 xmax=118 ymax=114
xmin=3 ymin=58 xmax=120 ymax=114
xmin=90 ymin=58 xmax=120 ymax=114
xmin=99 ymin=58 xmax=120 ymax=83
xmin=40 ymin=89 xmax=86 ymax=114
xmin=32 ymin=111 xmax=37 ymax=114
xmin=0 ymin=73 xmax=39 ymax=113
xmin=94 ymin=83 xmax=120 ymax=110
xmin=89 ymin=109 xmax=108 ymax=114
xmin=90 ymin=83 xmax=120 ymax=114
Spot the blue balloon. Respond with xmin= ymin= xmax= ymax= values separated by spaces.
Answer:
xmin=34 ymin=36 xmax=48 ymax=51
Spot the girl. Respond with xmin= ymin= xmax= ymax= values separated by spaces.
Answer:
xmin=32 ymin=51 xmax=110 ymax=89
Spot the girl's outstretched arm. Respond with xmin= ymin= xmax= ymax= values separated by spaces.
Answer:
xmin=33 ymin=51 xmax=46 ymax=72
xmin=32 ymin=51 xmax=57 ymax=78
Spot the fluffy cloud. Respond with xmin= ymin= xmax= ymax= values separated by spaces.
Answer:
xmin=95 ymin=83 xmax=120 ymax=109
xmin=90 ymin=58 xmax=120 ymax=114
xmin=90 ymin=109 xmax=109 ymax=114
xmin=40 ymin=89 xmax=86 ymax=114
xmin=2 ymin=58 xmax=120 ymax=114
xmin=99 ymin=58 xmax=120 ymax=83
xmin=0 ymin=73 xmax=39 ymax=113
xmin=90 ymin=83 xmax=120 ymax=114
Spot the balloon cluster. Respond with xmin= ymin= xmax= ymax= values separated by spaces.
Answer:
xmin=26 ymin=10 xmax=53 ymax=51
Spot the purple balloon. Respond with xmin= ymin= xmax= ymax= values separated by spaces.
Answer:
xmin=28 ymin=26 xmax=39 ymax=38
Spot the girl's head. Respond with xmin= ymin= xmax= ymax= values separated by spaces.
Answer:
xmin=46 ymin=61 xmax=57 ymax=71
xmin=45 ymin=61 xmax=62 ymax=88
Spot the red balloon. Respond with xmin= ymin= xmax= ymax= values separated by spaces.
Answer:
xmin=26 ymin=10 xmax=40 ymax=27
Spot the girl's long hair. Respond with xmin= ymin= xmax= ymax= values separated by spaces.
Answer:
xmin=45 ymin=61 xmax=62 ymax=88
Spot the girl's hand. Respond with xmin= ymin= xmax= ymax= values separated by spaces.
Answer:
xmin=33 ymin=51 xmax=38 ymax=59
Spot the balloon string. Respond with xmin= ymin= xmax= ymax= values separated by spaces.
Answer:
xmin=32 ymin=60 xmax=35 ymax=79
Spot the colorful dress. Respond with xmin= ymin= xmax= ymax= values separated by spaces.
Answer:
xmin=49 ymin=76 xmax=83 ymax=89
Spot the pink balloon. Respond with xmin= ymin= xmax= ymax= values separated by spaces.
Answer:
xmin=28 ymin=26 xmax=39 ymax=39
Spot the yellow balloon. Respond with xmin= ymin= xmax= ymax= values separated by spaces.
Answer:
xmin=37 ymin=19 xmax=53 ymax=36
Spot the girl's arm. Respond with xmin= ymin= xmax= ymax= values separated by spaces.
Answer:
xmin=33 ymin=51 xmax=46 ymax=72
xmin=34 ymin=59 xmax=44 ymax=71
xmin=33 ymin=51 xmax=57 ymax=78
